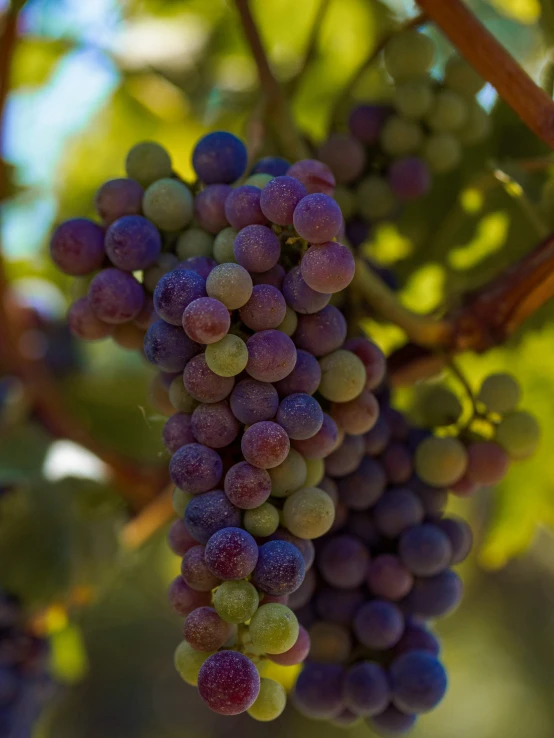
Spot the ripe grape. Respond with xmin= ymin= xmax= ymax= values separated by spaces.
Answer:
xmin=213 ymin=580 xmax=259 ymax=624
xmin=184 ymin=606 xmax=233 ymax=651
xmin=205 ymin=334 xmax=248 ymax=377
xmin=399 ymin=523 xmax=453 ymax=576
xmin=197 ymin=650 xmax=260 ymax=715
xmin=344 ymin=337 xmax=386 ymax=390
xmin=369 ymin=705 xmax=417 ymax=735
xmin=287 ymin=567 xmax=316 ymax=609
xmin=191 ymin=401 xmax=239 ymax=448
xmin=204 ymin=527 xmax=259 ymax=580
xmin=437 ymin=517 xmax=473 ymax=565
xmin=367 ymin=554 xmax=414 ymax=601
xmin=338 ymin=457 xmax=386 ymax=509
xmin=389 ymin=651 xmax=447 ymax=713
xmin=169 ymin=443 xmax=223 ymax=494
xmin=325 ymin=434 xmax=365 ymax=477
xmin=168 ymin=519 xmax=197 ymax=556
xmin=182 ymin=297 xmax=230 ymax=344
xmin=274 ymin=349 xmax=321 ymax=396
xmin=224 ymin=185 xmax=267 ymax=230
xmin=125 ymin=141 xmax=172 ymax=187
xmin=309 ymin=621 xmax=352 ymax=663
xmin=234 ymin=225 xmax=281 ymax=272
xmin=168 ymin=576 xmax=211 ymax=616
xmin=292 ymin=413 xmax=339 ymax=459
xmin=301 ymin=241 xmax=356 ymax=294
xmin=388 ymin=157 xmax=431 ymax=201
xmin=344 ymin=661 xmax=390 ymax=717
xmin=192 ymin=131 xmax=248 ymax=184
xmin=249 ymin=603 xmax=299 ymax=654
xmin=287 ymin=159 xmax=335 ymax=196
xmin=247 ymin=678 xmax=287 ymax=722
xmin=269 ymin=529 xmax=315 ymax=569
xmin=373 ymin=488 xmax=424 ymax=538
xmin=405 ymin=569 xmax=463 ymax=619
xmin=241 ymin=421 xmax=290 ymax=469
xmin=293 ymin=193 xmax=342 ymax=244
xmin=276 ymin=393 xmax=323 ymax=440
xmin=142 ymin=178 xmax=194 ymax=231
xmin=353 ymin=600 xmax=404 ymax=650
xmin=193 ymin=184 xmax=231 ymax=234
xmin=230 ymin=378 xmax=279 ymax=424
xmin=393 ymin=620 xmax=441 ymax=658
xmin=319 ymin=535 xmax=370 ymax=589
xmin=68 ymin=297 xmax=111 ymax=341
xmin=293 ymin=305 xmax=346 ymax=357
xmin=239 ymin=284 xmax=287 ymax=330
xmin=184 ymin=489 xmax=241 ymax=544
xmin=95 ymin=178 xmax=143 ymax=225
xmin=466 ymin=441 xmax=509 ymax=485
xmin=252 ymin=263 xmax=286 ymax=289
xmin=348 ymin=104 xmax=392 ymax=144
xmin=252 ymin=156 xmax=290 ymax=176
xmin=317 ymin=134 xmax=366 ymax=184
xmin=181 ymin=546 xmax=220 ymax=591
xmin=332 ymin=389 xmax=379 ymax=435
xmin=259 ymin=175 xmax=308 ymax=225
xmin=252 ymin=540 xmax=306 ymax=596
xmin=153 ymin=268 xmax=206 ymax=326
xmin=246 ymin=330 xmax=297 ymax=383
xmin=224 ymin=461 xmax=272 ymax=509
xmin=283 ymin=486 xmax=335 ymax=539
xmin=282 ymin=265 xmax=331 ymax=314
xmin=88 ymin=268 xmax=144 ymax=324
xmin=293 ymin=663 xmax=345 ymax=719
xmin=184 ymin=353 xmax=235 ymax=402
xmin=174 ymin=640 xmax=215 ymax=686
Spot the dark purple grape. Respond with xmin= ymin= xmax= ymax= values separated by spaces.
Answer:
xmin=252 ymin=156 xmax=290 ymax=177
xmin=88 ymin=268 xmax=144 ymax=324
xmin=68 ymin=297 xmax=111 ymax=341
xmin=105 ymin=214 xmax=161 ymax=271
xmin=388 ymin=157 xmax=431 ymax=201
xmin=239 ymin=284 xmax=287 ymax=331
xmin=229 ymin=378 xmax=279 ymax=424
xmin=184 ymin=606 xmax=232 ymax=651
xmin=325 ymin=434 xmax=365 ymax=477
xmin=144 ymin=320 xmax=200 ymax=372
xmin=274 ymin=349 xmax=321 ymax=397
xmin=367 ymin=555 xmax=414 ymax=601
xmin=317 ymin=133 xmax=366 ymax=184
xmin=163 ymin=414 xmax=194 ymax=453
xmin=437 ymin=517 xmax=473 ymax=565
xmin=179 ymin=256 xmax=217 ymax=280
xmin=293 ymin=413 xmax=339 ymax=459
xmin=392 ymin=620 xmax=441 ymax=658
xmin=194 ymin=184 xmax=231 ymax=233
xmin=259 ymin=175 xmax=308 ymax=225
xmin=398 ymin=523 xmax=453 ymax=576
xmin=282 ymin=266 xmax=331 ymax=314
xmin=389 ymin=651 xmax=447 ymax=713
xmin=373 ymin=488 xmax=424 ymax=538
xmin=383 ymin=407 xmax=410 ymax=440
xmin=411 ymin=477 xmax=448 ymax=517
xmin=95 ymin=177 xmax=143 ymax=225
xmin=354 ymin=600 xmax=404 ymax=650
xmin=345 ymin=216 xmax=370 ymax=247
xmin=268 ymin=624 xmax=310 ymax=665
xmin=246 ymin=330 xmax=297 ymax=383
xmin=348 ymin=104 xmax=392 ymax=144
xmin=153 ymin=268 xmax=206 ymax=326
xmin=338 ymin=457 xmax=386 ymax=510
xmin=293 ymin=193 xmax=342 ymax=244
xmin=276 ymin=393 xmax=323 ymax=440
xmin=168 ymin=519 xmax=198 ymax=556
xmin=180 ymin=546 xmax=220 ymax=591
xmin=184 ymin=489 xmax=240 ymax=544
xmin=224 ymin=461 xmax=272 ymax=509
xmin=301 ymin=241 xmax=355 ymax=294
xmin=225 ymin=185 xmax=267 ymax=229
xmin=369 ymin=705 xmax=417 ymax=735
xmin=344 ymin=662 xmax=390 ymax=717
xmin=204 ymin=527 xmax=259 ymax=580
xmin=241 ymin=421 xmax=290 ymax=469
xmin=252 ymin=540 xmax=306 ymax=596
xmin=168 ymin=576 xmax=211 ymax=616
xmin=183 ymin=353 xmax=234 ymax=403
xmin=293 ymin=663 xmax=345 ymax=719
xmin=319 ymin=476 xmax=338 ymax=504
xmin=382 ymin=442 xmax=413 ymax=484
xmin=197 ymin=650 xmax=260 ymax=715
xmin=365 ymin=416 xmax=392 ymax=455
xmin=169 ymin=443 xmax=223 ymax=494
xmin=50 ymin=217 xmax=105 ymax=275
xmin=318 ymin=534 xmax=370 ymax=589
xmin=182 ymin=297 xmax=230 ymax=344
xmin=333 ymin=709 xmax=362 ymax=727
xmin=287 ymin=567 xmax=316 ymax=609
xmin=287 ymin=159 xmax=336 ymax=196
xmin=234 ymin=225 xmax=280 ymax=273
xmin=192 ymin=131 xmax=247 ymax=185
xmin=315 ymin=588 xmax=365 ymax=625
xmin=346 ymin=511 xmax=382 ymax=547
xmin=295 ymin=603 xmax=317 ymax=629
xmin=404 ymin=570 xmax=463 ymax=619
xmin=293 ymin=305 xmax=347 ymax=357
xmin=191 ymin=401 xmax=239 ymax=448
xmin=269 ymin=529 xmax=315 ymax=569
xmin=251 ymin=263 xmax=286 ymax=289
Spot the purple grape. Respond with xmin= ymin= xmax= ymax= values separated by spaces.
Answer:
xmin=276 ymin=393 xmax=323 ymax=440
xmin=367 ymin=555 xmax=414 ymax=601
xmin=105 ymin=214 xmax=161 ymax=271
xmin=68 ymin=297 xmax=111 ymax=341
xmin=251 ymin=263 xmax=286 ymax=289
xmin=388 ymin=157 xmax=431 ymax=201
xmin=404 ymin=570 xmax=463 ymax=619
xmin=287 ymin=159 xmax=336 ymax=196
xmin=384 ymin=407 xmax=410 ymax=440
xmin=411 ymin=477 xmax=448 ymax=517
xmin=325 ymin=434 xmax=365 ymax=477
xmin=241 ymin=420 xmax=290 ymax=469
xmin=295 ymin=603 xmax=317 ymax=629
xmin=179 ymin=256 xmax=217 ymax=280
xmin=301 ymin=241 xmax=355 ymax=294
xmin=259 ymin=175 xmax=308 ymax=225
xmin=224 ymin=461 xmax=272 ymax=509
xmin=168 ymin=576 xmax=211 ymax=616
xmin=282 ymin=266 xmax=331 ymax=314
xmin=317 ymin=133 xmax=366 ymax=184
xmin=365 ymin=416 xmax=392 ymax=455
xmin=287 ymin=567 xmax=316 ymax=609
xmin=88 ymin=268 xmax=145 ymax=325
xmin=333 ymin=709 xmax=362 ymax=727
xmin=252 ymin=156 xmax=290 ymax=177
xmin=153 ymin=268 xmax=206 ymax=326
xmin=269 ymin=529 xmax=315 ymax=569
xmin=252 ymin=540 xmax=306 ymax=596
xmin=182 ymin=297 xmax=230 ymax=344
xmin=315 ymin=588 xmax=365 ymax=625
xmin=373 ymin=488 xmax=424 ymax=538
xmin=184 ymin=489 xmax=241 ymax=544
xmin=346 ymin=511 xmax=382 ymax=547
xmin=204 ymin=527 xmax=259 ymax=580
xmin=389 ymin=651 xmax=447 ymax=713
xmin=293 ymin=305 xmax=347 ymax=357
xmin=239 ymin=284 xmax=287 ymax=331
xmin=198 ymin=650 xmax=260 ymax=715
xmin=50 ymin=218 xmax=105 ymax=276
xmin=268 ymin=624 xmax=310 ymax=665
xmin=163 ymin=413 xmax=194 ymax=453
xmin=144 ymin=320 xmax=200 ymax=372
xmin=369 ymin=705 xmax=417 ymax=735
xmin=292 ymin=413 xmax=339 ymax=459
xmin=229 ymin=378 xmax=279 ymax=424
xmin=191 ymin=401 xmax=239 ymax=448
xmin=192 ymin=131 xmax=247 ymax=185
xmin=332 ymin=389 xmax=380 ymax=436
xmin=354 ymin=600 xmax=404 ymax=650
xmin=437 ymin=517 xmax=473 ymax=565
xmin=194 ymin=184 xmax=232 ymax=233
xmin=224 ymin=185 xmax=267 ymax=229
xmin=234 ymin=225 xmax=280 ymax=273
xmin=293 ymin=663 xmax=345 ymax=719
xmin=346 ymin=216 xmax=370 ymax=247
xmin=274 ymin=349 xmax=321 ymax=396
xmin=184 ymin=606 xmax=232 ymax=651
xmin=168 ymin=519 xmax=198 ymax=556
xmin=181 ymin=546 xmax=220 ymax=591
xmin=344 ymin=662 xmax=390 ymax=717
xmin=319 ymin=535 xmax=370 ymax=589
xmin=95 ymin=178 xmax=143 ymax=225
xmin=246 ymin=329 xmax=297 ymax=383
xmin=338 ymin=457 xmax=386 ymax=510
xmin=392 ymin=620 xmax=441 ymax=658
xmin=382 ymin=442 xmax=414 ymax=484
xmin=169 ymin=443 xmax=223 ymax=494
xmin=343 ymin=336 xmax=386 ymax=390
xmin=293 ymin=193 xmax=342 ymax=244
xmin=348 ymin=104 xmax=392 ymax=144
xmin=183 ymin=353 xmax=234 ymax=403
xmin=399 ymin=524 xmax=453 ymax=577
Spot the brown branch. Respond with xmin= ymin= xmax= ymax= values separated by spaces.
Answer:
xmin=120 ymin=483 xmax=174 ymax=549
xmin=415 ymin=0 xmax=554 ymax=150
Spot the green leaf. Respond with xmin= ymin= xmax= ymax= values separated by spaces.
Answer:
xmin=11 ymin=37 xmax=73 ymax=89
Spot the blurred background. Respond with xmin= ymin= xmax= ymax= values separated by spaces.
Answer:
xmin=1 ymin=0 xmax=554 ymax=736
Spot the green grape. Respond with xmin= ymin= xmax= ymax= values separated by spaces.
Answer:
xmin=213 ymin=227 xmax=238 ymax=263
xmin=205 ymin=334 xmax=248 ymax=377
xmin=444 ymin=55 xmax=484 ymax=96
xmin=213 ymin=580 xmax=260 ymax=624
xmin=247 ymin=678 xmax=287 ymax=721
xmin=380 ymin=115 xmax=424 ymax=156
xmin=283 ymin=487 xmax=335 ymax=539
xmin=176 ymin=228 xmax=214 ymax=260
xmin=383 ymin=29 xmax=435 ymax=81
xmin=249 ymin=604 xmax=299 ymax=654
xmin=414 ymin=436 xmax=468 ymax=487
xmin=244 ymin=503 xmax=280 ymax=537
xmin=125 ymin=141 xmax=172 ymax=187
xmin=309 ymin=622 xmax=352 ymax=664
xmin=418 ymin=385 xmax=463 ymax=427
xmin=268 ymin=449 xmax=307 ymax=498
xmin=333 ymin=186 xmax=356 ymax=220
xmin=356 ymin=176 xmax=396 ymax=220
xmin=206 ymin=262 xmax=253 ymax=309
xmin=319 ymin=350 xmax=366 ymax=402
xmin=304 ymin=457 xmax=324 ymax=487
xmin=169 ymin=377 xmax=199 ymax=412
xmin=426 ymin=90 xmax=468 ymax=132
xmin=246 ymin=173 xmax=274 ymax=189
xmin=277 ymin=306 xmax=298 ymax=337
xmin=142 ymin=179 xmax=193 ymax=231
xmin=172 ymin=487 xmax=193 ymax=517
xmin=423 ymin=133 xmax=462 ymax=174
xmin=477 ymin=373 xmax=521 ymax=415
xmin=458 ymin=101 xmax=491 ymax=145
xmin=393 ymin=78 xmax=434 ymax=120
xmin=174 ymin=641 xmax=215 ymax=685
xmin=495 ymin=411 xmax=540 ymax=459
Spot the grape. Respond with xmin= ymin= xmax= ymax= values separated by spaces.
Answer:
xmin=367 ymin=555 xmax=413 ymax=601
xmin=252 ymin=540 xmax=306 ymax=596
xmin=373 ymin=488 xmax=424 ymax=538
xmin=444 ymin=54 xmax=484 ymax=95
xmin=417 ymin=385 xmax=462 ymax=427
xmin=309 ymin=621 xmax=352 ymax=663
xmin=230 ymin=379 xmax=279 ymax=424
xmin=389 ymin=651 xmax=447 ymax=713
xmin=292 ymin=413 xmax=339 ymax=459
xmin=325 ymin=434 xmax=365 ymax=477
xmin=169 ymin=443 xmax=223 ymax=494
xmin=287 ymin=159 xmax=336 ymax=196
xmin=68 ymin=297 xmax=111 ymax=341
xmin=194 ymin=184 xmax=232 ymax=234
xmin=332 ymin=389 xmax=379 ymax=435
xmin=382 ymin=442 xmax=413 ymax=484
xmin=293 ymin=663 xmax=345 ymax=719
xmin=205 ymin=334 xmax=249 ymax=378
xmin=184 ymin=353 xmax=235 ymax=402
xmin=169 ymin=377 xmax=199 ymax=412
xmin=252 ymin=263 xmax=286 ymax=289
xmin=163 ymin=413 xmax=194 ymax=453
xmin=125 ymin=141 xmax=172 ymax=187
xmin=344 ymin=337 xmax=386 ymax=390
xmin=182 ymin=297 xmax=230 ymax=345
xmin=319 ymin=535 xmax=370 ymax=589
xmin=356 ymin=175 xmax=396 ymax=220
xmin=277 ymin=305 xmax=298 ymax=336
xmin=414 ymin=436 xmax=468 ymax=487
xmin=181 ymin=255 xmax=218 ymax=279
xmin=184 ymin=606 xmax=232 ymax=651
xmin=450 ymin=474 xmax=479 ymax=498
xmin=269 ymin=529 xmax=315 ymax=569
xmin=268 ymin=624 xmax=310 ymax=666
xmin=224 ymin=461 xmax=272 ymax=509
xmin=423 ymin=133 xmax=462 ymax=173
xmin=332 ymin=709 xmax=362 ymax=727
xmin=393 ymin=620 xmax=441 ymax=658
xmin=344 ymin=662 xmax=390 ymax=717
xmin=405 ymin=569 xmax=463 ymax=618
xmin=314 ymin=588 xmax=364 ymax=626
xmin=388 ymin=157 xmax=431 ymax=201
xmin=192 ymin=131 xmax=248 ymax=184
xmin=168 ymin=576 xmax=211 ymax=616
xmin=398 ymin=524 xmax=452 ymax=577
xmin=213 ymin=227 xmax=238 ymax=263
xmin=172 ymin=487 xmax=193 ymax=517
xmin=495 ymin=411 xmax=540 ymax=459
xmin=176 ymin=228 xmax=214 ymax=259
xmin=477 ymin=372 xmax=521 ymax=414
xmin=348 ymin=104 xmax=392 ymax=144
xmin=247 ymin=678 xmax=287 ymax=722
xmin=198 ymin=650 xmax=260 ymax=715
xmin=152 ymin=268 xmax=205 ymax=326
xmin=252 ymin=156 xmax=290 ymax=177
xmin=384 ymin=30 xmax=435 ymax=80
xmin=269 ymin=448 xmax=307 ymax=497
xmin=191 ymin=401 xmax=239 ymax=448
xmin=458 ymin=101 xmax=491 ymax=145
xmin=384 ymin=407 xmax=410 ymax=439
xmin=184 ymin=489 xmax=241 ymax=543
xmin=94 ymin=177 xmax=143 ymax=226
xmin=426 ymin=89 xmax=468 ymax=132
xmin=246 ymin=330 xmax=297 ymax=383
xmin=224 ymin=185 xmax=267 ymax=229
xmin=142 ymin=179 xmax=193 ymax=231
xmin=437 ymin=517 xmax=473 ymax=565
xmin=204 ymin=527 xmax=259 ymax=580
xmin=331 ymin=501 xmax=349 ymax=533
xmin=287 ymin=567 xmax=316 ymax=609
xmin=249 ymin=603 xmax=299 ymax=654
xmin=282 ymin=265 xmax=331 ymax=314
xmin=381 ymin=116 xmax=424 ymax=157
xmin=244 ymin=502 xmax=280 ymax=537
xmin=338 ymin=457 xmax=386 ymax=510
xmin=317 ymin=133 xmax=366 ymax=185
xmin=234 ymin=225 xmax=281 ymax=273
xmin=88 ymin=268 xmax=144 ymax=324
xmin=241 ymin=421 xmax=290 ymax=469
xmin=393 ymin=78 xmax=433 ymax=120
xmin=239 ymin=284 xmax=287 ymax=330
xmin=283 ymin=487 xmax=335 ymax=539
xmin=293 ymin=193 xmax=342 ymax=244
xmin=305 ymin=456 xmax=325 ymax=486
xmin=369 ymin=705 xmax=417 ymax=735
xmin=301 ymin=242 xmax=355 ymax=294
xmin=274 ymin=349 xmax=321 ymax=396
xmin=354 ymin=600 xmax=404 ymax=650
xmin=181 ymin=545 xmax=220 ymax=591
xmin=259 ymin=175 xmax=308 ymax=225
xmin=319 ymin=349 xmax=366 ymax=403
xmin=345 ymin=216 xmax=369 ymax=247
xmin=276 ymin=393 xmax=323 ymax=441
xmin=206 ymin=263 xmax=253 ymax=309
xmin=168 ymin=519 xmax=197 ymax=556
xmin=465 ymin=441 xmax=509 ymax=485
xmin=213 ymin=580 xmax=259 ymax=623
xmin=174 ymin=640 xmax=215 ymax=686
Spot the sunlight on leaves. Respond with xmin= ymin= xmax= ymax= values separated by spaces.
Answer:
xmin=486 ymin=0 xmax=541 ymax=24
xmin=367 ymin=222 xmax=413 ymax=264
xmin=401 ymin=263 xmax=446 ymax=314
xmin=448 ymin=211 xmax=510 ymax=270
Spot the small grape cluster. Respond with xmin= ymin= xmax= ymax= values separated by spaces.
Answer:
xmin=316 ymin=29 xmax=491 ymax=250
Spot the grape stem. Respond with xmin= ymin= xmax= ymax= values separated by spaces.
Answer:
xmin=120 ymin=484 xmax=174 ymax=549
xmin=414 ymin=0 xmax=554 ymax=150
xmin=446 ymin=357 xmax=478 ymax=418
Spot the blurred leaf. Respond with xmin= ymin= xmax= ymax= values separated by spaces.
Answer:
xmin=11 ymin=37 xmax=72 ymax=89
xmin=485 ymin=0 xmax=541 ymax=24
xmin=50 ymin=622 xmax=89 ymax=684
